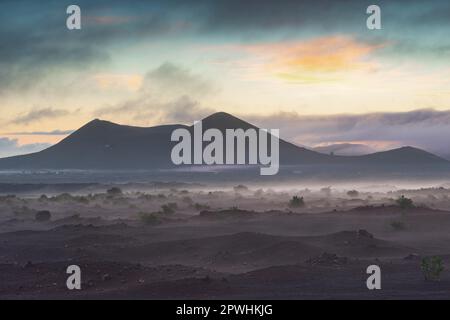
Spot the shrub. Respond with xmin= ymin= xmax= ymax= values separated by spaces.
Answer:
xmin=289 ymin=196 xmax=305 ymax=208
xmin=347 ymin=190 xmax=359 ymax=198
xmin=233 ymin=185 xmax=249 ymax=193
xmin=182 ymin=196 xmax=193 ymax=204
xmin=107 ymin=187 xmax=123 ymax=197
xmin=161 ymin=202 xmax=178 ymax=214
xmin=138 ymin=212 xmax=161 ymax=225
xmin=390 ymin=220 xmax=406 ymax=231
xmin=396 ymin=195 xmax=414 ymax=209
xmin=35 ymin=210 xmax=51 ymax=222
xmin=421 ymin=256 xmax=444 ymax=281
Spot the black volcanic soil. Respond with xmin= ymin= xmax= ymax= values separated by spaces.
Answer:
xmin=1 ymin=187 xmax=450 ymax=299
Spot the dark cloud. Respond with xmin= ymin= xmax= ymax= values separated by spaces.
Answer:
xmin=12 ymin=108 xmax=70 ymax=125
xmin=0 ymin=137 xmax=51 ymax=158
xmin=1 ymin=0 xmax=448 ymax=90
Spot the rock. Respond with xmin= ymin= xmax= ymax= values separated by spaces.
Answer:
xmin=102 ymin=273 xmax=112 ymax=281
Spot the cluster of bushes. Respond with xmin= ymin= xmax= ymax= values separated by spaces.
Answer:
xmin=396 ymin=195 xmax=414 ymax=209
xmin=289 ymin=196 xmax=305 ymax=208
xmin=138 ymin=202 xmax=179 ymax=225
xmin=138 ymin=212 xmax=161 ymax=225
xmin=421 ymin=256 xmax=444 ymax=281
xmin=192 ymin=203 xmax=210 ymax=211
xmin=161 ymin=202 xmax=178 ymax=214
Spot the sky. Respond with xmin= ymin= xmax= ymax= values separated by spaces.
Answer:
xmin=0 ymin=0 xmax=449 ymax=158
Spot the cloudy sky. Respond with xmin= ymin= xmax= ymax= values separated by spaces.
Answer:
xmin=0 ymin=0 xmax=449 ymax=157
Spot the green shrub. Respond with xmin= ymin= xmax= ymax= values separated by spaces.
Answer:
xmin=396 ymin=195 xmax=414 ymax=209
xmin=421 ymin=256 xmax=444 ymax=281
xmin=161 ymin=202 xmax=178 ymax=214
xmin=390 ymin=220 xmax=406 ymax=231
xmin=289 ymin=196 xmax=305 ymax=208
xmin=138 ymin=212 xmax=161 ymax=225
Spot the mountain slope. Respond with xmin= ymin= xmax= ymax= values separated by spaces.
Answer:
xmin=0 ymin=112 xmax=447 ymax=170
xmin=313 ymin=143 xmax=376 ymax=156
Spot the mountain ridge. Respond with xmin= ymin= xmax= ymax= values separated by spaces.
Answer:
xmin=0 ymin=112 xmax=447 ymax=170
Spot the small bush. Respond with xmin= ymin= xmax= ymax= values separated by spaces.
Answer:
xmin=289 ymin=196 xmax=305 ymax=208
xmin=347 ymin=190 xmax=359 ymax=198
xmin=182 ymin=196 xmax=193 ymax=204
xmin=138 ymin=212 xmax=161 ymax=225
xmin=396 ymin=195 xmax=414 ymax=209
xmin=390 ymin=220 xmax=406 ymax=231
xmin=233 ymin=185 xmax=249 ymax=192
xmin=161 ymin=202 xmax=178 ymax=214
xmin=107 ymin=187 xmax=123 ymax=197
xmin=421 ymin=256 xmax=444 ymax=281
xmin=35 ymin=210 xmax=51 ymax=222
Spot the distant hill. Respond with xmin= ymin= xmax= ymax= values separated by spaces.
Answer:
xmin=0 ymin=112 xmax=447 ymax=170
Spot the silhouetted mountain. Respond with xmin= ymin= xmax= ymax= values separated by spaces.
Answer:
xmin=0 ymin=112 xmax=447 ymax=170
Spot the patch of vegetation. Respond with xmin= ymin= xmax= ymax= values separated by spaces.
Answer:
xmin=421 ymin=256 xmax=444 ymax=281
xmin=347 ymin=190 xmax=359 ymax=198
xmin=233 ymin=185 xmax=249 ymax=193
xmin=107 ymin=187 xmax=123 ymax=197
xmin=35 ymin=210 xmax=51 ymax=222
xmin=138 ymin=212 xmax=161 ymax=225
xmin=289 ymin=196 xmax=305 ymax=208
xmin=396 ymin=195 xmax=414 ymax=209
xmin=390 ymin=220 xmax=406 ymax=231
xmin=193 ymin=203 xmax=210 ymax=211
xmin=52 ymin=193 xmax=73 ymax=202
xmin=161 ymin=202 xmax=178 ymax=214
xmin=138 ymin=194 xmax=154 ymax=201
xmin=182 ymin=196 xmax=193 ymax=204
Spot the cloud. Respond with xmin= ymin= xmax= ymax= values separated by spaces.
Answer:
xmin=95 ymin=63 xmax=216 ymax=124
xmin=0 ymin=137 xmax=51 ymax=158
xmin=5 ymin=130 xmax=74 ymax=136
xmin=12 ymin=108 xmax=70 ymax=125
xmin=0 ymin=1 xmax=181 ymax=92
xmin=245 ymin=109 xmax=450 ymax=157
xmin=143 ymin=62 xmax=216 ymax=96
xmin=1 ymin=0 xmax=448 ymax=93
xmin=93 ymin=73 xmax=143 ymax=92
xmin=230 ymin=36 xmax=384 ymax=82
